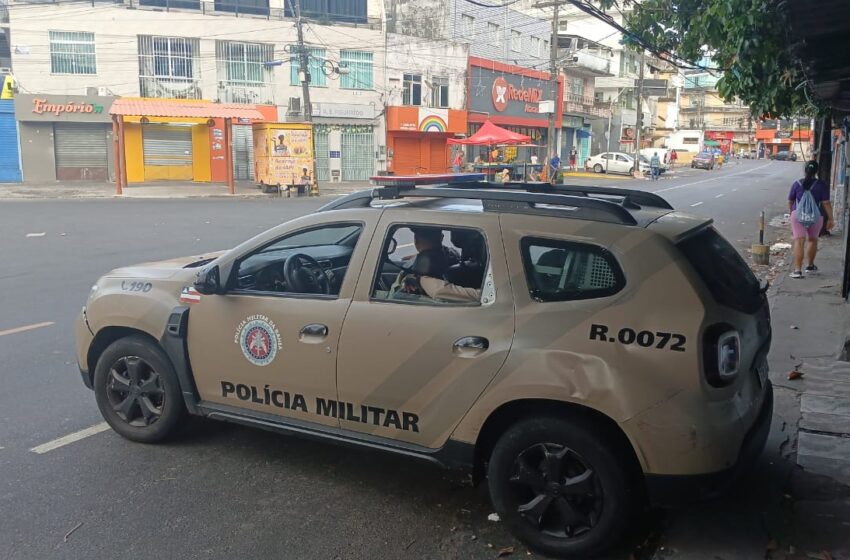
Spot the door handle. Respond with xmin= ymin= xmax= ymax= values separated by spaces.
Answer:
xmin=452 ymin=336 xmax=489 ymax=358
xmin=299 ymin=323 xmax=328 ymax=343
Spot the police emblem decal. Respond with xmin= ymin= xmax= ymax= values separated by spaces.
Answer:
xmin=235 ymin=315 xmax=281 ymax=366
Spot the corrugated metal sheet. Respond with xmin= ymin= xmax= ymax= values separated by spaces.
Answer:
xmin=0 ymin=100 xmax=21 ymax=182
xmin=232 ymin=124 xmax=254 ymax=180
xmin=111 ymin=99 xmax=264 ymax=120
xmin=143 ymin=124 xmax=192 ymax=166
xmin=54 ymin=123 xmax=108 ymax=168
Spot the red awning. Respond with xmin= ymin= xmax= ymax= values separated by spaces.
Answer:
xmin=448 ymin=120 xmax=531 ymax=145
xmin=110 ymin=98 xmax=266 ymax=120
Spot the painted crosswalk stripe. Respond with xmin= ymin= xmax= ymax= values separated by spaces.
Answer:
xmin=0 ymin=321 xmax=55 ymax=337
xmin=30 ymin=422 xmax=111 ymax=455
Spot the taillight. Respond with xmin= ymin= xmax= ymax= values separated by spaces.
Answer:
xmin=703 ymin=324 xmax=740 ymax=387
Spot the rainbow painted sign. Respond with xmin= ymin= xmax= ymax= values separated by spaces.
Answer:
xmin=418 ymin=108 xmax=449 ymax=133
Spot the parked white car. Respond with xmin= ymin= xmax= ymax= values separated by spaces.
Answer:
xmin=585 ymin=152 xmax=649 ymax=175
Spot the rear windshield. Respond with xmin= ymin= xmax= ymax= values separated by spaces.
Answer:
xmin=678 ymin=227 xmax=763 ymax=313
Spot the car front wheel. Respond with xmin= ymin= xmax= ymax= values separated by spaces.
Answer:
xmin=94 ymin=335 xmax=187 ymax=443
xmin=487 ymin=417 xmax=632 ymax=558
xmin=593 ymin=164 xmax=603 ymax=173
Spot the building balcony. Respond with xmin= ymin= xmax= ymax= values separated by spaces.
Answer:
xmin=217 ymin=82 xmax=274 ymax=105
xmin=679 ymin=104 xmax=750 ymax=113
xmin=563 ymin=94 xmax=611 ymax=119
xmin=139 ymin=76 xmax=203 ymax=100
xmin=560 ymin=50 xmax=614 ymax=77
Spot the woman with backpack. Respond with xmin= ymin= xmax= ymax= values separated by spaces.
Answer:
xmin=788 ymin=160 xmax=834 ymax=278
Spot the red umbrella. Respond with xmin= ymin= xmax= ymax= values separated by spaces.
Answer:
xmin=448 ymin=120 xmax=531 ymax=145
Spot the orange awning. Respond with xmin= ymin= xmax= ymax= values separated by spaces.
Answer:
xmin=110 ymin=98 xmax=265 ymax=120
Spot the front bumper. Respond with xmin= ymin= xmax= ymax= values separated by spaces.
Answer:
xmin=645 ymin=380 xmax=774 ymax=506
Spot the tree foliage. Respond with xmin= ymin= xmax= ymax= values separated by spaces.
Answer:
xmin=594 ymin=0 xmax=811 ymax=117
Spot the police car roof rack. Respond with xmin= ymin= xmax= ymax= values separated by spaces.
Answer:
xmin=370 ymin=185 xmax=639 ymax=226
xmin=522 ymin=184 xmax=674 ymax=210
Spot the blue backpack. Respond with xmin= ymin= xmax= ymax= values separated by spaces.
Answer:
xmin=796 ymin=180 xmax=820 ymax=228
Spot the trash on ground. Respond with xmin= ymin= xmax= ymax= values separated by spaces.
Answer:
xmin=790 ymin=325 xmax=799 ymax=330
xmin=64 ymin=521 xmax=84 ymax=542
xmin=26 ymin=232 xmax=46 ymax=237
xmin=771 ymin=242 xmax=792 ymax=252
xmin=487 ymin=513 xmax=501 ymax=522
xmin=498 ymin=546 xmax=515 ymax=557
xmin=788 ymin=369 xmax=804 ymax=380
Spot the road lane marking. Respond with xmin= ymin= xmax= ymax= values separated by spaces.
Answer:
xmin=655 ymin=162 xmax=773 ymax=194
xmin=691 ymin=202 xmax=704 ymax=207
xmin=30 ymin=422 xmax=111 ymax=454
xmin=715 ymin=194 xmax=724 ymax=198
xmin=0 ymin=321 xmax=55 ymax=337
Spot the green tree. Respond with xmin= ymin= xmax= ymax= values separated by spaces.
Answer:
xmin=593 ymin=0 xmax=812 ymax=116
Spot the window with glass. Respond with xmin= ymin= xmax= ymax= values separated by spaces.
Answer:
xmin=340 ymin=50 xmax=373 ymax=90
xmin=49 ymin=31 xmax=96 ymax=75
xmin=233 ymin=224 xmax=363 ymax=297
xmin=488 ymin=22 xmax=501 ymax=45
xmin=430 ymin=76 xmax=449 ymax=108
xmin=371 ymin=225 xmax=489 ymax=306
xmin=511 ymin=30 xmax=522 ymax=52
xmin=570 ymin=77 xmax=584 ymax=96
xmin=543 ymin=39 xmax=550 ymax=54
xmin=403 ymin=74 xmax=422 ymax=106
xmin=138 ymin=35 xmax=201 ymax=99
xmin=530 ymin=37 xmax=541 ymax=57
xmin=521 ymin=238 xmax=624 ymax=302
xmin=462 ymin=14 xmax=475 ymax=37
xmin=215 ymin=41 xmax=274 ymax=104
xmin=290 ymin=47 xmax=327 ymax=87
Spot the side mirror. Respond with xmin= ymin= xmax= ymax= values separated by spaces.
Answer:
xmin=194 ymin=265 xmax=221 ymax=295
xmin=387 ymin=238 xmax=398 ymax=255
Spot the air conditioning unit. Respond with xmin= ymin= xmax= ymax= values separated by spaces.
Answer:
xmin=97 ymin=87 xmax=110 ymax=96
xmin=287 ymin=97 xmax=302 ymax=115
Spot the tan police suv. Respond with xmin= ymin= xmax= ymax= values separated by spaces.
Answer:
xmin=75 ymin=179 xmax=773 ymax=558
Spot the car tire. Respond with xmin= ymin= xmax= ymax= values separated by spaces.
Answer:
xmin=93 ymin=335 xmax=187 ymax=443
xmin=593 ymin=164 xmax=603 ymax=173
xmin=487 ymin=416 xmax=632 ymax=558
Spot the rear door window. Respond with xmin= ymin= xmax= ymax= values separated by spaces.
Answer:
xmin=521 ymin=237 xmax=625 ymax=302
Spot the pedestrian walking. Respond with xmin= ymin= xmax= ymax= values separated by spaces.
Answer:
xmin=669 ymin=149 xmax=677 ymax=169
xmin=788 ymin=160 xmax=834 ymax=278
xmin=451 ymin=149 xmax=463 ymax=173
xmin=568 ymin=147 xmax=577 ymax=172
xmin=548 ymin=152 xmax=561 ymax=185
xmin=650 ymin=151 xmax=661 ymax=181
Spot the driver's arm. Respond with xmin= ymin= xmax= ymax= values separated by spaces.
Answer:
xmin=418 ymin=276 xmax=481 ymax=303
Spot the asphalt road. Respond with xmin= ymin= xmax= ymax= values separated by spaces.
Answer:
xmin=0 ymin=159 xmax=802 ymax=560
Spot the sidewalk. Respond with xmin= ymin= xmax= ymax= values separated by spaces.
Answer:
xmin=0 ymin=180 xmax=374 ymax=200
xmin=759 ymin=234 xmax=850 ymax=559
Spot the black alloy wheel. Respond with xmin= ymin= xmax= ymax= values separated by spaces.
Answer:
xmin=487 ymin=417 xmax=632 ymax=558
xmin=509 ymin=442 xmax=602 ymax=539
xmin=94 ymin=335 xmax=186 ymax=443
xmin=105 ymin=356 xmax=164 ymax=427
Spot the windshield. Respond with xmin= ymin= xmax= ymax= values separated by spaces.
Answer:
xmin=259 ymin=224 xmax=361 ymax=254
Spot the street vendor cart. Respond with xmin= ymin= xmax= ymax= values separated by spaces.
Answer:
xmin=253 ymin=123 xmax=315 ymax=195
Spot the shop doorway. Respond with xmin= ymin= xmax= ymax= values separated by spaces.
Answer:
xmin=341 ymin=128 xmax=374 ymax=181
xmin=314 ymin=127 xmax=330 ymax=181
xmin=54 ymin=123 xmax=109 ymax=181
xmin=143 ymin=124 xmax=193 ymax=181
xmin=0 ymin=100 xmax=21 ymax=182
xmin=232 ymin=124 xmax=254 ymax=181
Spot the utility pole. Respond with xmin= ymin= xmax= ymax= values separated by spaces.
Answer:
xmin=292 ymin=0 xmax=312 ymax=123
xmin=531 ymin=0 xmax=561 ymax=180
xmin=633 ymin=50 xmax=645 ymax=172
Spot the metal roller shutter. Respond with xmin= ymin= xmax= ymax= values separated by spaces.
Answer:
xmin=0 ymin=100 xmax=21 ymax=182
xmin=143 ymin=124 xmax=192 ymax=166
xmin=392 ymin=137 xmax=420 ymax=175
xmin=54 ymin=123 xmax=108 ymax=181
xmin=428 ymin=137 xmax=446 ymax=174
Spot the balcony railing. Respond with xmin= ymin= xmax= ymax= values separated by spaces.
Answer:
xmin=139 ymin=77 xmax=203 ymax=100
xmin=217 ymin=82 xmax=275 ymax=105
xmin=563 ymin=94 xmax=611 ymax=119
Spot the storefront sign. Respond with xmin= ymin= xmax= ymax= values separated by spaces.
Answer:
xmin=15 ymin=94 xmax=115 ymax=123
xmin=386 ymin=106 xmax=465 ymax=134
xmin=469 ymin=66 xmax=554 ymax=122
xmin=562 ymin=115 xmax=584 ymax=128
xmin=311 ymin=103 xmax=377 ymax=120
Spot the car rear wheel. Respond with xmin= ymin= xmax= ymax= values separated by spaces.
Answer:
xmin=487 ymin=417 xmax=631 ymax=558
xmin=593 ymin=163 xmax=603 ymax=173
xmin=94 ymin=335 xmax=186 ymax=443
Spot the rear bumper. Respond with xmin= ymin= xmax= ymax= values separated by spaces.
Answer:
xmin=645 ymin=380 xmax=774 ymax=506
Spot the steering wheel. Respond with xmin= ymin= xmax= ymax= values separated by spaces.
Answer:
xmin=283 ymin=253 xmax=331 ymax=295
